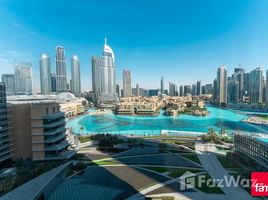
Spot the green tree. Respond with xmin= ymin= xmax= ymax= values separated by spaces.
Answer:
xmin=207 ymin=128 xmax=219 ymax=144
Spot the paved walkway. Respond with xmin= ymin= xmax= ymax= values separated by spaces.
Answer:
xmin=195 ymin=142 xmax=253 ymax=200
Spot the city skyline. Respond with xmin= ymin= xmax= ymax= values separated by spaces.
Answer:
xmin=1 ymin=1 xmax=268 ymax=92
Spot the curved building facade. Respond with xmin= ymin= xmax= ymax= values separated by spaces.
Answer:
xmin=92 ymin=38 xmax=118 ymax=102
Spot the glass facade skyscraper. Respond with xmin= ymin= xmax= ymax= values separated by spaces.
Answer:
xmin=56 ymin=46 xmax=67 ymax=92
xmin=91 ymin=39 xmax=117 ymax=102
xmin=71 ymin=55 xmax=81 ymax=95
xmin=234 ymin=67 xmax=245 ymax=101
xmin=39 ymin=54 xmax=51 ymax=94
xmin=122 ymin=69 xmax=132 ymax=97
xmin=14 ymin=62 xmax=33 ymax=95
xmin=0 ymin=82 xmax=12 ymax=163
xmin=91 ymin=56 xmax=101 ymax=102
xmin=100 ymin=38 xmax=117 ymax=101
xmin=1 ymin=74 xmax=15 ymax=96
xmin=51 ymin=73 xmax=57 ymax=93
xmin=169 ymin=82 xmax=177 ymax=96
xmin=250 ymin=67 xmax=263 ymax=104
xmin=197 ymin=81 xmax=202 ymax=95
xmin=227 ymin=80 xmax=239 ymax=103
xmin=160 ymin=76 xmax=164 ymax=94
xmin=217 ymin=66 xmax=227 ymax=105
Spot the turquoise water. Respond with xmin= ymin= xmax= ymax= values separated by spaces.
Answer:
xmin=67 ymin=106 xmax=268 ymax=135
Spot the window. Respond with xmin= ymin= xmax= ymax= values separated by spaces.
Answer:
xmin=53 ymin=107 xmax=55 ymax=114
xmin=46 ymin=108 xmax=49 ymax=115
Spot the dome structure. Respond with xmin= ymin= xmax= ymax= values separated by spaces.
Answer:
xmin=57 ymin=92 xmax=76 ymax=101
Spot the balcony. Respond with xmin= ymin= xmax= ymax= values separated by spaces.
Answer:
xmin=0 ymin=143 xmax=10 ymax=151
xmin=31 ymin=112 xmax=65 ymax=120
xmin=44 ymin=133 xmax=67 ymax=143
xmin=31 ymin=118 xmax=65 ymax=128
xmin=44 ymin=140 xmax=69 ymax=151
xmin=44 ymin=149 xmax=76 ymax=160
xmin=43 ymin=112 xmax=65 ymax=119
xmin=32 ymin=127 xmax=66 ymax=136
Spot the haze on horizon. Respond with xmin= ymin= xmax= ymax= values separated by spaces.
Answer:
xmin=0 ymin=0 xmax=268 ymax=93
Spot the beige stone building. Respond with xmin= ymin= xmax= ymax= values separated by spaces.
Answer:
xmin=8 ymin=98 xmax=77 ymax=161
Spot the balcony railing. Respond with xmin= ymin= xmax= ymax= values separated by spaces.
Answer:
xmin=44 ymin=133 xmax=67 ymax=143
xmin=31 ymin=112 xmax=65 ymax=120
xmin=32 ymin=127 xmax=66 ymax=136
xmin=42 ymin=112 xmax=65 ymax=119
xmin=31 ymin=118 xmax=65 ymax=128
xmin=44 ymin=140 xmax=69 ymax=151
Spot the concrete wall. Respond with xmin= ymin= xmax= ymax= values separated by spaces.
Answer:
xmin=9 ymin=104 xmax=32 ymax=160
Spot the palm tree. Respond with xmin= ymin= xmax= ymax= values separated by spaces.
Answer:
xmin=207 ymin=128 xmax=217 ymax=145
xmin=80 ymin=126 xmax=85 ymax=134
xmin=219 ymin=128 xmax=226 ymax=138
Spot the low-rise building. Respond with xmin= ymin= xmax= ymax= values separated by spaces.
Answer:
xmin=8 ymin=97 xmax=77 ymax=161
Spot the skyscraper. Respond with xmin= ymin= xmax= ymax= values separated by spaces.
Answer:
xmin=136 ymin=83 xmax=140 ymax=96
xmin=250 ymin=67 xmax=263 ymax=104
xmin=179 ymin=85 xmax=184 ymax=97
xmin=227 ymin=80 xmax=239 ymax=103
xmin=169 ymin=82 xmax=177 ymax=96
xmin=91 ymin=56 xmax=101 ymax=101
xmin=217 ymin=66 xmax=227 ymax=105
xmin=0 ymin=82 xmax=12 ymax=163
xmin=266 ymin=70 xmax=268 ymax=107
xmin=213 ymin=78 xmax=217 ymax=102
xmin=192 ymin=84 xmax=197 ymax=96
xmin=184 ymin=85 xmax=191 ymax=95
xmin=70 ymin=55 xmax=81 ymax=95
xmin=51 ymin=73 xmax=57 ymax=93
xmin=1 ymin=74 xmax=15 ymax=96
xmin=55 ymin=46 xmax=67 ymax=92
xmin=205 ymin=84 xmax=213 ymax=94
xmin=234 ymin=67 xmax=245 ymax=101
xmin=122 ymin=69 xmax=132 ymax=97
xmin=160 ymin=76 xmax=164 ymax=94
xmin=116 ymin=84 xmax=120 ymax=97
xmin=197 ymin=81 xmax=202 ymax=95
xmin=39 ymin=54 xmax=51 ymax=94
xmin=244 ymin=73 xmax=250 ymax=97
xmin=14 ymin=62 xmax=33 ymax=95
xmin=99 ymin=38 xmax=117 ymax=101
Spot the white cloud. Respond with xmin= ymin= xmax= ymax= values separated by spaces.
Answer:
xmin=0 ymin=57 xmax=15 ymax=75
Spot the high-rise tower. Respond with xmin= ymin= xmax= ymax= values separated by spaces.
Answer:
xmin=217 ymin=66 xmax=227 ymax=105
xmin=71 ymin=55 xmax=81 ymax=95
xmin=39 ymin=53 xmax=51 ymax=94
xmin=56 ymin=46 xmax=67 ymax=92
xmin=122 ymin=69 xmax=132 ymax=97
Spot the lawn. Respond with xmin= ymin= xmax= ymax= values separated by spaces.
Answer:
xmin=168 ymin=168 xmax=204 ymax=178
xmin=163 ymin=140 xmax=196 ymax=150
xmin=78 ymin=136 xmax=92 ymax=143
xmin=215 ymin=146 xmax=230 ymax=151
xmin=179 ymin=153 xmax=202 ymax=165
xmin=92 ymin=159 xmax=118 ymax=166
xmin=217 ymin=156 xmax=240 ymax=168
xmin=194 ymin=174 xmax=225 ymax=194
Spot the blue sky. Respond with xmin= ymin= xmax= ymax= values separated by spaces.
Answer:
xmin=0 ymin=0 xmax=268 ymax=92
